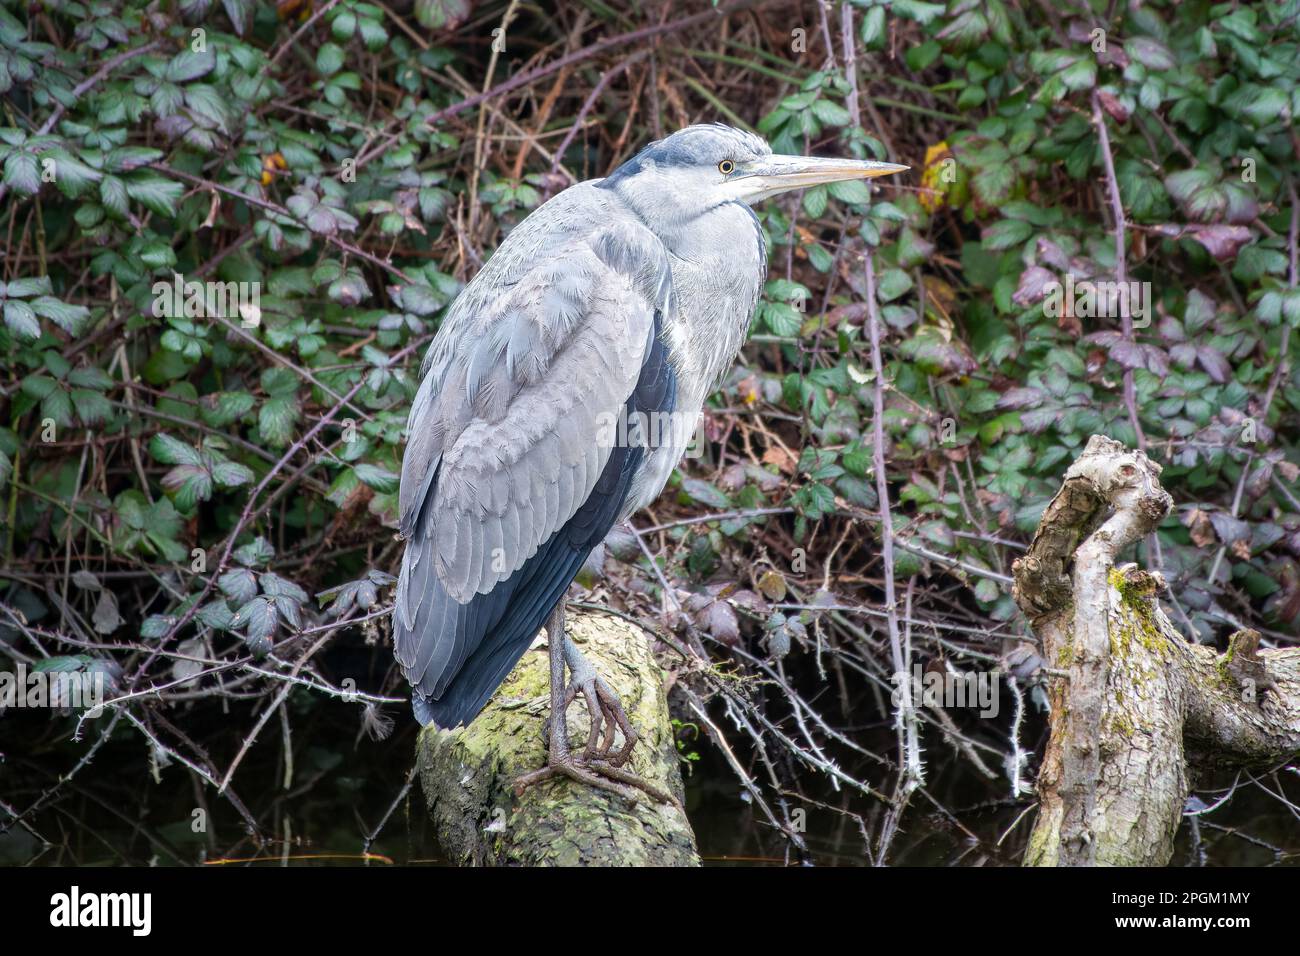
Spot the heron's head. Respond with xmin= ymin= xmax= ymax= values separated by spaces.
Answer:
xmin=600 ymin=123 xmax=907 ymax=230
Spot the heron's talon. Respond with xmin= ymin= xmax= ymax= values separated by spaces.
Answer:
xmin=514 ymin=752 xmax=678 ymax=809
xmin=561 ymin=636 xmax=640 ymax=766
xmin=586 ymin=757 xmax=680 ymax=809
xmin=566 ymin=672 xmax=634 ymax=764
xmin=514 ymin=755 xmax=642 ymax=806
xmin=512 ymin=606 xmax=674 ymax=807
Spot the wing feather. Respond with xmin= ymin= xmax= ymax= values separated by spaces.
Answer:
xmin=394 ymin=208 xmax=675 ymax=719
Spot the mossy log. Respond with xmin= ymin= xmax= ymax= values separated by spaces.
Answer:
xmin=415 ymin=609 xmax=699 ymax=866
xmin=1014 ymin=435 xmax=1300 ymax=866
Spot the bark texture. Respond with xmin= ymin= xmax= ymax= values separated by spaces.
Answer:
xmin=415 ymin=609 xmax=699 ymax=866
xmin=1015 ymin=435 xmax=1300 ymax=866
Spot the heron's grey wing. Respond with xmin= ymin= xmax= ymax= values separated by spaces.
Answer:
xmin=393 ymin=220 xmax=675 ymax=725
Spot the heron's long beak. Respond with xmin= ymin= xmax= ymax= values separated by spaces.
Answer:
xmin=734 ymin=154 xmax=908 ymax=204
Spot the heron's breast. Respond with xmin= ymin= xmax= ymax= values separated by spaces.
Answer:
xmin=621 ymin=217 xmax=763 ymax=516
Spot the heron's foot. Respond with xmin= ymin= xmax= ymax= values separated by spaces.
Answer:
xmin=583 ymin=756 xmax=681 ymax=808
xmin=561 ymin=637 xmax=638 ymax=767
xmin=515 ymin=618 xmax=678 ymax=808
xmin=513 ymin=750 xmax=677 ymax=808
xmin=535 ymin=674 xmax=632 ymax=760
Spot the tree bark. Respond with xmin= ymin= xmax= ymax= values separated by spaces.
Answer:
xmin=1014 ymin=435 xmax=1300 ymax=866
xmin=415 ymin=608 xmax=699 ymax=866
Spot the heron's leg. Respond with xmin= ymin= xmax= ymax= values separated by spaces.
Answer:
xmin=514 ymin=604 xmax=643 ymax=804
xmin=514 ymin=605 xmax=677 ymax=807
xmin=559 ymin=635 xmax=680 ymax=807
xmin=544 ymin=602 xmax=570 ymax=758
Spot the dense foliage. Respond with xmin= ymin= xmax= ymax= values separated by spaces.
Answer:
xmin=2 ymin=0 xmax=1298 ymax=863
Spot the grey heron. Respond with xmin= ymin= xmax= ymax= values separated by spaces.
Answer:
xmin=393 ymin=123 xmax=906 ymax=801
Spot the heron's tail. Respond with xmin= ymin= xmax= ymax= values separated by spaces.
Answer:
xmin=394 ymin=520 xmax=593 ymax=730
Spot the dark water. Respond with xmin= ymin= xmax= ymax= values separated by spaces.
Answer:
xmin=2 ymin=686 xmax=1296 ymax=866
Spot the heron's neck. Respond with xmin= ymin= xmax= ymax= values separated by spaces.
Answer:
xmin=660 ymin=202 xmax=767 ymax=411
xmin=604 ymin=182 xmax=767 ymax=406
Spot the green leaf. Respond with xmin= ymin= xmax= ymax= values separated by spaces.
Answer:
xmin=357 ymin=17 xmax=388 ymax=50
xmin=3 ymin=151 xmax=39 ymax=195
xmin=1125 ymin=37 xmax=1176 ymax=70
xmin=104 ymin=146 xmax=163 ymax=173
xmin=71 ymin=389 xmax=112 ymax=423
xmin=46 ymin=149 xmax=102 ymax=196
xmin=232 ymin=596 xmax=276 ymax=654
xmin=234 ymin=536 xmax=275 ymax=567
xmin=841 ymin=443 xmax=871 ymax=478
xmin=68 ymin=367 xmax=114 ymax=389
xmin=150 ymin=433 xmax=204 ymax=466
xmin=936 ymin=10 xmax=988 ymax=50
xmin=260 ymin=367 xmax=299 ymax=397
xmin=212 ymin=460 xmax=254 ymax=488
xmin=3 ymin=298 xmax=39 ymax=338
xmin=200 ymin=390 xmax=256 ymax=427
xmin=802 ymin=185 xmax=828 ymax=218
xmin=124 ymin=175 xmax=183 ymax=217
xmin=184 ymin=85 xmax=232 ymax=134
xmin=892 ymin=0 xmax=945 ymax=25
xmin=331 ymin=11 xmax=358 ymax=40
xmin=2 ymin=276 xmax=52 ymax=296
xmin=316 ymin=42 xmax=345 ymax=75
xmin=1224 ymin=85 xmax=1289 ymax=126
xmin=834 ymin=474 xmax=878 ymax=508
xmin=982 ymin=219 xmax=1033 ymax=251
xmin=197 ymin=600 xmax=235 ymax=631
xmin=876 ymin=268 xmax=914 ymax=303
xmin=138 ymin=241 xmax=177 ymax=270
xmin=680 ymin=478 xmax=732 ymax=509
xmin=218 ymin=568 xmax=259 ymax=603
xmin=162 ymin=463 xmax=212 ymax=509
xmin=30 ymin=296 xmax=90 ymax=334
xmin=42 ymin=388 xmax=73 ymax=427
xmin=141 ymin=614 xmax=177 ymax=639
xmin=972 ymin=163 xmax=1015 ymax=205
xmin=352 ymin=463 xmax=399 ymax=493
xmin=860 ymin=5 xmax=886 ymax=46
xmin=414 ymin=0 xmax=473 ymax=29
xmin=827 ymin=178 xmax=871 ymax=205
xmin=166 ymin=49 xmax=216 ymax=83
xmin=259 ymin=396 xmax=299 ymax=447
xmin=905 ymin=39 xmax=942 ymax=71
xmin=810 ymin=99 xmax=850 ymax=127
xmin=100 ymin=174 xmax=129 ymax=217
xmin=222 ymin=0 xmax=252 ymax=34
xmin=395 ymin=283 xmax=440 ymax=316
xmin=20 ymin=375 xmax=58 ymax=400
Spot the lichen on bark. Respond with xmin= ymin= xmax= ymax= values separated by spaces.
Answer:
xmin=415 ymin=610 xmax=699 ymax=866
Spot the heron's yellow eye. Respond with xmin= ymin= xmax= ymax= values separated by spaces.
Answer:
xmin=718 ymin=160 xmax=735 ymax=175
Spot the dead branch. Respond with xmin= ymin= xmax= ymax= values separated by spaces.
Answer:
xmin=1015 ymin=435 xmax=1300 ymax=866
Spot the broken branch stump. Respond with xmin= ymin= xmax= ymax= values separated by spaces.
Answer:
xmin=1014 ymin=435 xmax=1300 ymax=866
